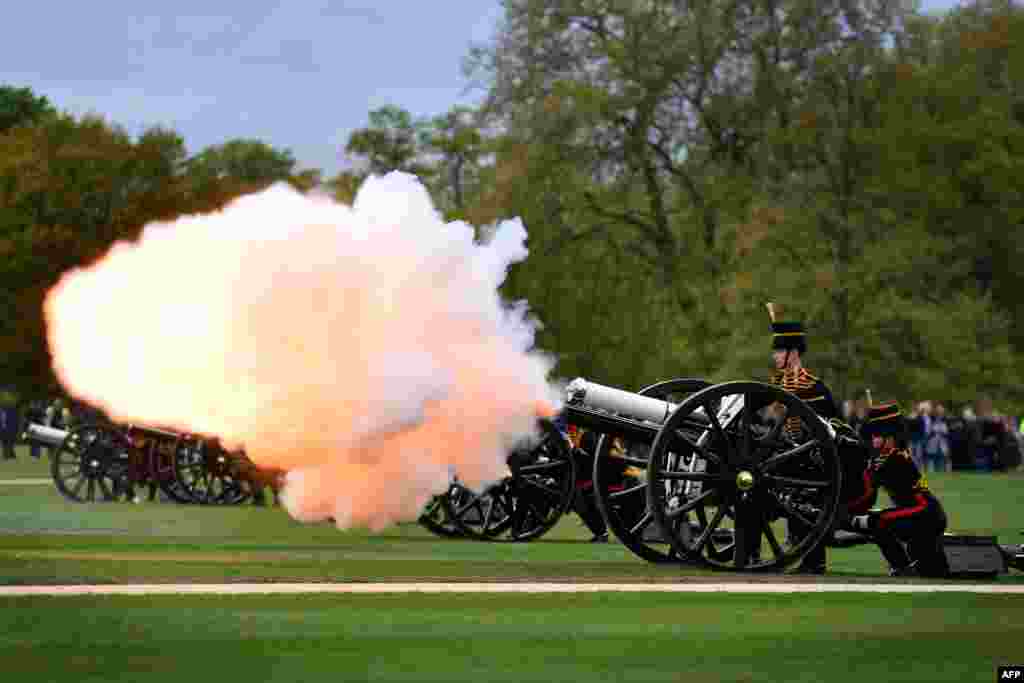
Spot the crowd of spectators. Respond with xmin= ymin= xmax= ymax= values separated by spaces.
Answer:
xmin=842 ymin=397 xmax=1023 ymax=473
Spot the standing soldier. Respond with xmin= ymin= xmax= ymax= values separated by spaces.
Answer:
xmin=557 ymin=416 xmax=609 ymax=543
xmin=849 ymin=401 xmax=950 ymax=577
xmin=22 ymin=397 xmax=48 ymax=459
xmin=766 ymin=307 xmax=839 ymax=422
xmin=765 ymin=305 xmax=855 ymax=574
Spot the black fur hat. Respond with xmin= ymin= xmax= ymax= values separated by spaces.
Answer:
xmin=771 ymin=321 xmax=807 ymax=353
xmin=862 ymin=402 xmax=906 ymax=440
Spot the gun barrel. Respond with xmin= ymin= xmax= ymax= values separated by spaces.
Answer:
xmin=23 ymin=423 xmax=70 ymax=448
xmin=562 ymin=404 xmax=661 ymax=443
xmin=566 ymin=378 xmax=681 ymax=425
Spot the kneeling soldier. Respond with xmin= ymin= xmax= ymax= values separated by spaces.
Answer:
xmin=849 ymin=402 xmax=950 ymax=577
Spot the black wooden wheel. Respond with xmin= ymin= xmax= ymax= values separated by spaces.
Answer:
xmin=445 ymin=419 xmax=576 ymax=542
xmin=173 ymin=438 xmax=251 ymax=505
xmin=417 ymin=488 xmax=465 ymax=538
xmin=646 ymin=381 xmax=842 ymax=572
xmin=158 ymin=444 xmax=197 ymax=503
xmin=145 ymin=436 xmax=195 ymax=504
xmin=590 ymin=378 xmax=711 ymax=563
xmin=50 ymin=423 xmax=131 ymax=503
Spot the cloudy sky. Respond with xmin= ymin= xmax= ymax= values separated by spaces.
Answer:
xmin=3 ymin=0 xmax=959 ymax=177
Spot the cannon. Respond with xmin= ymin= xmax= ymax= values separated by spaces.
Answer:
xmin=23 ymin=421 xmax=131 ymax=502
xmin=440 ymin=418 xmax=577 ymax=542
xmin=418 ymin=492 xmax=465 ymax=538
xmin=22 ymin=419 xmax=274 ymax=505
xmin=564 ymin=377 xmax=843 ymax=571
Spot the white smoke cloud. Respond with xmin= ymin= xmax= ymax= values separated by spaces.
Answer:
xmin=44 ymin=172 xmax=561 ymax=529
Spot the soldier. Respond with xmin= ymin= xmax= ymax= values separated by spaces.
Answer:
xmin=848 ymin=401 xmax=949 ymax=577
xmin=22 ymin=397 xmax=48 ymax=459
xmin=563 ymin=421 xmax=609 ymax=543
xmin=765 ymin=309 xmax=860 ymax=573
xmin=767 ymin=316 xmax=839 ymax=422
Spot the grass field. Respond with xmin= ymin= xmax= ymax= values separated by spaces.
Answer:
xmin=4 ymin=592 xmax=1021 ymax=683
xmin=2 ymin=448 xmax=1022 ymax=682
xmin=2 ymin=448 xmax=1021 ymax=585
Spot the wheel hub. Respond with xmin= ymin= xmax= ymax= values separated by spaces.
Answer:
xmin=735 ymin=470 xmax=755 ymax=491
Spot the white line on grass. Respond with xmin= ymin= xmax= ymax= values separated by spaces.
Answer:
xmin=2 ymin=582 xmax=1023 ymax=596
xmin=0 ymin=479 xmax=52 ymax=485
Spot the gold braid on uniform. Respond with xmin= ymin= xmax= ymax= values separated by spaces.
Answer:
xmin=770 ymin=368 xmax=825 ymax=440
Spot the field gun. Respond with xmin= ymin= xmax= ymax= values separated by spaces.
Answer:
xmin=560 ymin=376 xmax=842 ymax=572
xmin=21 ymin=418 xmax=272 ymax=506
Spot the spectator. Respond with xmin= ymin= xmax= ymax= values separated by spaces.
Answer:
xmin=999 ymin=414 xmax=1022 ymax=470
xmin=946 ymin=410 xmax=972 ymax=470
xmin=0 ymin=386 xmax=19 ymax=459
xmin=21 ymin=397 xmax=48 ymax=459
xmin=973 ymin=397 xmax=1005 ymax=472
xmin=923 ymin=402 xmax=951 ymax=473
xmin=907 ymin=401 xmax=929 ymax=470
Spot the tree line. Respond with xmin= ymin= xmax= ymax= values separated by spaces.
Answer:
xmin=1 ymin=0 xmax=1022 ymax=413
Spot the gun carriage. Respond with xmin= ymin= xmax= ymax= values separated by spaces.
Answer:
xmin=23 ymin=420 xmax=277 ymax=505
xmin=564 ymin=377 xmax=843 ymax=572
xmin=419 ymin=375 xmax=844 ymax=563
xmin=439 ymin=418 xmax=577 ymax=542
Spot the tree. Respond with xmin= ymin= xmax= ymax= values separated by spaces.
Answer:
xmin=464 ymin=0 xmax=1024 ymax=410
xmin=183 ymin=138 xmax=302 ymax=212
xmin=344 ymin=105 xmax=433 ymax=178
xmin=0 ymin=85 xmax=55 ymax=133
xmin=419 ymin=106 xmax=488 ymax=218
xmin=0 ymin=114 xmax=192 ymax=392
xmin=467 ymin=0 xmax=907 ymax=382
xmin=324 ymin=170 xmax=362 ymax=205
xmin=717 ymin=2 xmax=1024 ymax=408
xmin=185 ymin=138 xmax=297 ymax=185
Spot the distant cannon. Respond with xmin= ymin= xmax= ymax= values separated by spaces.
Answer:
xmin=439 ymin=419 xmax=577 ymax=542
xmin=23 ymin=423 xmax=70 ymax=449
xmin=22 ymin=419 xmax=279 ymax=505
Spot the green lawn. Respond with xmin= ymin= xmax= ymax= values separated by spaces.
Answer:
xmin=2 ymin=450 xmax=1023 ymax=683
xmin=1 ymin=449 xmax=1022 ymax=584
xmin=3 ymin=592 xmax=1021 ymax=683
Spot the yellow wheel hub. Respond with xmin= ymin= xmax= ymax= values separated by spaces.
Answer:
xmin=736 ymin=470 xmax=755 ymax=491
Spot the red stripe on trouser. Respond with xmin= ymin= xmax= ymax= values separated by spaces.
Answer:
xmin=878 ymin=493 xmax=928 ymax=529
xmin=847 ymin=471 xmax=876 ymax=514
xmin=576 ymin=480 xmax=593 ymax=491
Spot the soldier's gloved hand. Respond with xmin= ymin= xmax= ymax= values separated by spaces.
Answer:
xmin=850 ymin=514 xmax=877 ymax=533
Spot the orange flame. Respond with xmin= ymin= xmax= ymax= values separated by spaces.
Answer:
xmin=44 ymin=173 xmax=562 ymax=530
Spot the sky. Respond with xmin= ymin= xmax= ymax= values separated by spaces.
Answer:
xmin=3 ymin=0 xmax=960 ymax=178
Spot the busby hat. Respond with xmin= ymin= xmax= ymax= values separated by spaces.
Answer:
xmin=861 ymin=401 xmax=905 ymax=439
xmin=771 ymin=320 xmax=807 ymax=353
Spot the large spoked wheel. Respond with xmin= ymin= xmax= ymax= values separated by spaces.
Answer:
xmin=151 ymin=438 xmax=195 ymax=504
xmin=418 ymin=489 xmax=465 ymax=538
xmin=445 ymin=419 xmax=576 ymax=542
xmin=591 ymin=378 xmax=711 ymax=564
xmin=173 ymin=438 xmax=251 ymax=505
xmin=647 ymin=381 xmax=841 ymax=572
xmin=50 ymin=424 xmax=131 ymax=503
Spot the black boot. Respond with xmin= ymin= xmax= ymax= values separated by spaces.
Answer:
xmin=889 ymin=560 xmax=920 ymax=577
